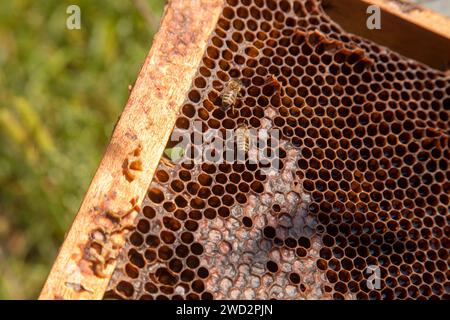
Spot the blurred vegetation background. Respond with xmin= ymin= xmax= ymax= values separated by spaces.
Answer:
xmin=0 ymin=0 xmax=165 ymax=299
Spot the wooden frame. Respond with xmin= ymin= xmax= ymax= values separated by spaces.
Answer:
xmin=39 ymin=0 xmax=449 ymax=300
xmin=323 ymin=0 xmax=450 ymax=70
xmin=365 ymin=0 xmax=450 ymax=39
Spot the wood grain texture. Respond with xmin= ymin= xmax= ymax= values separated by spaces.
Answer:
xmin=365 ymin=0 xmax=450 ymax=39
xmin=39 ymin=0 xmax=224 ymax=300
xmin=324 ymin=0 xmax=450 ymax=70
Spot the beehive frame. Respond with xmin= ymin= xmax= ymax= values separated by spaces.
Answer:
xmin=40 ymin=0 xmax=449 ymax=300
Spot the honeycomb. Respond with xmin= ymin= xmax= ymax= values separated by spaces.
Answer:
xmin=105 ymin=0 xmax=450 ymax=300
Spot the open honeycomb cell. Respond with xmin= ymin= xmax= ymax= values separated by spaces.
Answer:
xmin=105 ymin=0 xmax=449 ymax=300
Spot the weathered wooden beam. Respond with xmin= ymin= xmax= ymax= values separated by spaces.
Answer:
xmin=39 ymin=0 xmax=224 ymax=300
xmin=323 ymin=0 xmax=450 ymax=70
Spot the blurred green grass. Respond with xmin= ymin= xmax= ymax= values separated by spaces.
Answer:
xmin=0 ymin=0 xmax=165 ymax=299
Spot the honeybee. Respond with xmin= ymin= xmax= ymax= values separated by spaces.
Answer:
xmin=220 ymin=78 xmax=243 ymax=114
xmin=236 ymin=123 xmax=250 ymax=159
